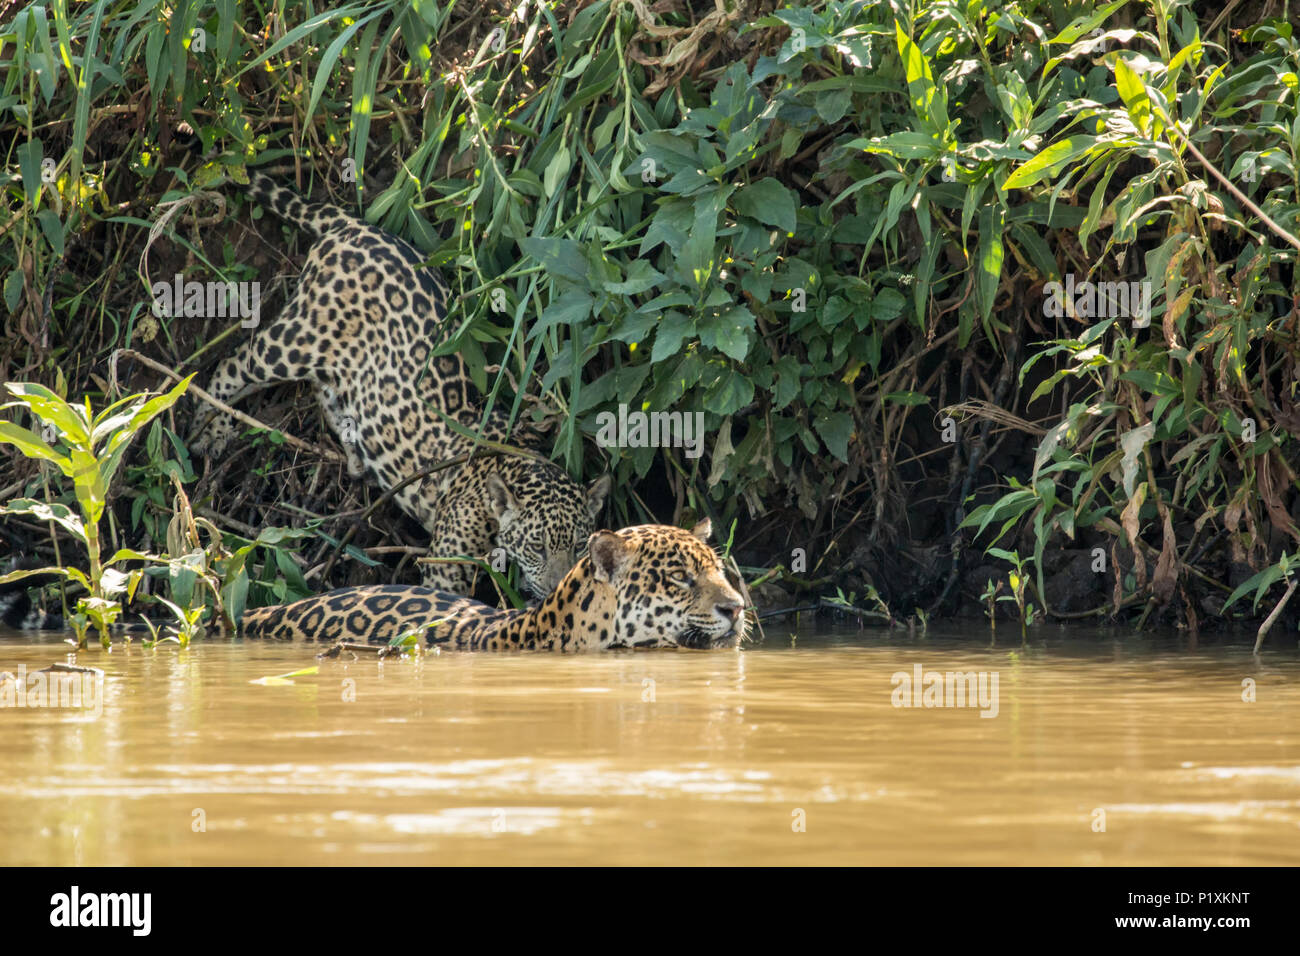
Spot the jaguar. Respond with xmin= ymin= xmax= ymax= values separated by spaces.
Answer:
xmin=240 ymin=520 xmax=748 ymax=650
xmin=192 ymin=171 xmax=607 ymax=597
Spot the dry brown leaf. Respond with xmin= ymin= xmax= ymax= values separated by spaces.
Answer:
xmin=1164 ymin=287 xmax=1194 ymax=348
xmin=1258 ymin=451 xmax=1300 ymax=543
xmin=1224 ymin=484 xmax=1244 ymax=534
xmin=1151 ymin=509 xmax=1179 ymax=604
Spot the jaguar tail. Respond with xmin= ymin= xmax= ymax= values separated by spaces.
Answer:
xmin=246 ymin=172 xmax=357 ymax=238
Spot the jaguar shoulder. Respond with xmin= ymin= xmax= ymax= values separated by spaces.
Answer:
xmin=192 ymin=172 xmax=606 ymax=597
xmin=240 ymin=521 xmax=747 ymax=651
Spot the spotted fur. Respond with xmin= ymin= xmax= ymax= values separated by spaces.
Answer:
xmin=192 ymin=172 xmax=607 ymax=597
xmin=240 ymin=521 xmax=747 ymax=651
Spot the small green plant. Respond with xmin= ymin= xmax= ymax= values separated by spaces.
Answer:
xmin=139 ymin=596 xmax=206 ymax=648
xmin=825 ymin=584 xmax=893 ymax=625
xmin=980 ymin=578 xmax=1003 ymax=632
xmin=242 ymin=428 xmax=287 ymax=478
xmin=1223 ymin=551 xmax=1300 ymax=616
xmin=988 ymin=548 xmax=1038 ymax=638
xmin=123 ymin=419 xmax=197 ymax=541
xmin=0 ymin=377 xmax=194 ymax=647
xmin=912 ymin=606 xmax=929 ymax=637
xmin=1221 ymin=550 xmax=1300 ymax=652
xmin=390 ymin=617 xmax=453 ymax=651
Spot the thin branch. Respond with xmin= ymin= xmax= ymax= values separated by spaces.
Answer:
xmin=1169 ymin=126 xmax=1300 ymax=252
xmin=109 ymin=348 xmax=343 ymax=462
xmin=1254 ymin=576 xmax=1297 ymax=654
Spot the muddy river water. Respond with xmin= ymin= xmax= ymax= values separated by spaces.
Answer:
xmin=1 ymin=623 xmax=1297 ymax=865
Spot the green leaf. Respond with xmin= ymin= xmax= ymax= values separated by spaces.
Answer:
xmin=705 ymin=368 xmax=754 ymax=415
xmin=36 ymin=209 xmax=64 ymax=256
xmin=698 ymin=304 xmax=754 ymax=362
xmin=976 ymin=204 xmax=1005 ymax=320
xmin=813 ymin=411 xmax=854 ymax=462
xmin=734 ymin=177 xmax=796 ymax=233
xmin=604 ymin=260 xmax=666 ymax=296
xmin=1032 ymin=420 xmax=1072 ymax=484
xmin=305 ymin=11 xmax=380 ymax=124
xmin=17 ymin=138 xmax=43 ymax=206
xmin=532 ymin=288 xmax=594 ymax=336
xmin=1003 ymin=136 xmax=1102 ymax=191
xmin=520 ymin=237 xmax=587 ymax=283
xmin=0 ymin=497 xmax=86 ymax=541
xmin=96 ymin=376 xmax=194 ymax=489
xmin=894 ymin=22 xmax=947 ymax=130
xmin=543 ymin=145 xmax=572 ymax=197
xmin=0 ymin=422 xmax=74 ymax=476
xmin=1113 ymin=56 xmax=1152 ymax=136
xmin=0 ymin=566 xmax=73 ymax=587
xmin=6 ymin=381 xmax=90 ymax=442
xmin=1223 ymin=559 xmax=1291 ymax=613
xmin=651 ymin=312 xmax=695 ymax=363
xmin=678 ymin=186 xmax=731 ymax=287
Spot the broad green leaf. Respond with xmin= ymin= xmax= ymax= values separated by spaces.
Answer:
xmin=1003 ymin=136 xmax=1101 ymax=191
xmin=813 ymin=411 xmax=854 ymax=462
xmin=734 ymin=177 xmax=796 ymax=233
xmin=1113 ymin=56 xmax=1152 ymax=136
xmin=0 ymin=498 xmax=87 ymax=540
xmin=0 ymin=422 xmax=74 ymax=475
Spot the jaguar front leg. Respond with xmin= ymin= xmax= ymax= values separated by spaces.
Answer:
xmin=318 ymin=383 xmax=366 ymax=478
xmin=190 ymin=294 xmax=321 ymax=458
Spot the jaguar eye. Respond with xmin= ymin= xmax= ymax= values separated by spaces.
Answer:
xmin=669 ymin=572 xmax=696 ymax=589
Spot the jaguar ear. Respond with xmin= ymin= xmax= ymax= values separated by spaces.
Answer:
xmin=486 ymin=473 xmax=520 ymax=528
xmin=690 ymin=517 xmax=712 ymax=542
xmin=588 ymin=530 xmax=632 ymax=583
xmin=585 ymin=474 xmax=611 ymax=521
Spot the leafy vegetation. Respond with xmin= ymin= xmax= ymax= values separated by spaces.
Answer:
xmin=2 ymin=0 xmax=1299 ymax=639
xmin=0 ymin=377 xmax=192 ymax=645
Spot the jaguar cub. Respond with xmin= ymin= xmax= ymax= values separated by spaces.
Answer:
xmin=193 ymin=172 xmax=607 ymax=597
xmin=240 ymin=520 xmax=748 ymax=651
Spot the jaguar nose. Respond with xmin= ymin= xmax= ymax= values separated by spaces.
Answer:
xmin=716 ymin=600 xmax=743 ymax=625
xmin=541 ymin=556 xmax=573 ymax=595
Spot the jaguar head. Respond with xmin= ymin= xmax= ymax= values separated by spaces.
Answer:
xmin=488 ymin=467 xmax=610 ymax=598
xmin=588 ymin=519 xmax=748 ymax=649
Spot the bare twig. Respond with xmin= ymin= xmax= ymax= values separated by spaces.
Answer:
xmin=1254 ymin=577 xmax=1297 ymax=654
xmin=109 ymin=347 xmax=343 ymax=461
xmin=317 ymin=641 xmax=404 ymax=659
xmin=1169 ymin=126 xmax=1300 ymax=252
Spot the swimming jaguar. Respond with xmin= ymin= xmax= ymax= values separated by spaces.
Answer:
xmin=240 ymin=521 xmax=747 ymax=650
